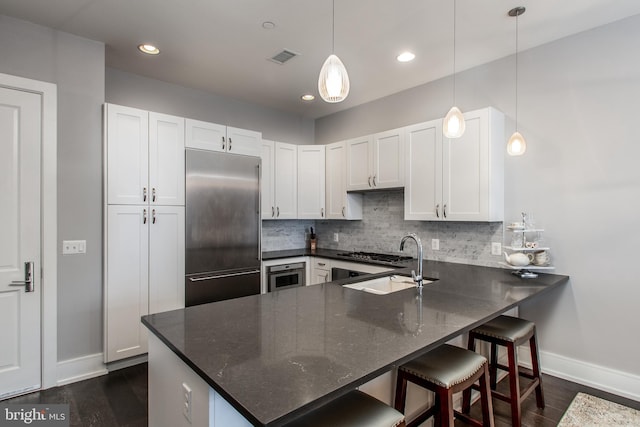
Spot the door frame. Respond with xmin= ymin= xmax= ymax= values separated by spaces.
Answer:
xmin=0 ymin=72 xmax=57 ymax=390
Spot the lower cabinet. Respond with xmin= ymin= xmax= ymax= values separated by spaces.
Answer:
xmin=310 ymin=258 xmax=332 ymax=285
xmin=105 ymin=205 xmax=185 ymax=363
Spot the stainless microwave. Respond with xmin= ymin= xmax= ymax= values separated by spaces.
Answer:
xmin=267 ymin=262 xmax=306 ymax=292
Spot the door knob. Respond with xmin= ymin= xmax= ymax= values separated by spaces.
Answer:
xmin=9 ymin=262 xmax=34 ymax=293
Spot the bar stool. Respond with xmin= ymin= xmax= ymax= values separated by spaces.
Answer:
xmin=394 ymin=344 xmax=494 ymax=427
xmin=463 ymin=315 xmax=544 ymax=427
xmin=285 ymin=389 xmax=406 ymax=427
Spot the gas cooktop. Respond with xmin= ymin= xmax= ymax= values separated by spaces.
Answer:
xmin=336 ymin=251 xmax=413 ymax=265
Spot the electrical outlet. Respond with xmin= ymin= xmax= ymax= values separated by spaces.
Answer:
xmin=182 ymin=382 xmax=192 ymax=423
xmin=62 ymin=240 xmax=86 ymax=255
xmin=491 ymin=242 xmax=502 ymax=256
xmin=333 ymin=233 xmax=339 ymax=242
xmin=431 ymin=239 xmax=439 ymax=250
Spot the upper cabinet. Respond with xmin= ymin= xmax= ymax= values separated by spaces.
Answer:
xmin=106 ymin=104 xmax=184 ymax=206
xmin=325 ymin=141 xmax=363 ymax=220
xmin=346 ymin=129 xmax=404 ymax=191
xmin=297 ymin=145 xmax=326 ymax=219
xmin=261 ymin=140 xmax=297 ymax=219
xmin=405 ymin=107 xmax=504 ymax=222
xmin=185 ymin=118 xmax=261 ymax=157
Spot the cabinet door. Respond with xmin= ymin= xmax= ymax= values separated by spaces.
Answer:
xmin=149 ymin=113 xmax=185 ymax=206
xmin=346 ymin=136 xmax=373 ymax=191
xmin=325 ymin=142 xmax=346 ymax=219
xmin=260 ymin=140 xmax=276 ymax=219
xmin=185 ymin=118 xmax=226 ymax=152
xmin=404 ymin=120 xmax=443 ymax=220
xmin=106 ymin=205 xmax=149 ymax=362
xmin=106 ymin=104 xmax=148 ymax=205
xmin=227 ymin=126 xmax=262 ymax=157
xmin=297 ymin=145 xmax=325 ymax=219
xmin=326 ymin=142 xmax=363 ymax=220
xmin=149 ymin=206 xmax=185 ymax=314
xmin=274 ymin=142 xmax=297 ymax=219
xmin=373 ymin=129 xmax=404 ymax=189
xmin=442 ymin=109 xmax=488 ymax=221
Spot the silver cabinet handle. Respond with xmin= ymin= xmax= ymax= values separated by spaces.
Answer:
xmin=321 ymin=208 xmax=324 ymax=217
xmin=143 ymin=187 xmax=147 ymax=202
xmin=277 ymin=206 xmax=280 ymax=217
xmin=373 ymin=175 xmax=377 ymax=186
xmin=152 ymin=209 xmax=156 ymax=224
xmin=222 ymin=136 xmax=226 ymax=150
xmin=368 ymin=176 xmax=372 ymax=187
xmin=271 ymin=206 xmax=275 ymax=218
xmin=152 ymin=187 xmax=156 ymax=202
xmin=342 ymin=206 xmax=346 ymax=217
xmin=436 ymin=204 xmax=440 ymax=218
xmin=324 ymin=273 xmax=329 ymax=282
xmin=318 ymin=262 xmax=326 ymax=267
xmin=143 ymin=208 xmax=147 ymax=224
xmin=189 ymin=269 xmax=261 ymax=281
xmin=10 ymin=261 xmax=34 ymax=293
xmin=443 ymin=203 xmax=447 ymax=218
xmin=229 ymin=137 xmax=232 ymax=151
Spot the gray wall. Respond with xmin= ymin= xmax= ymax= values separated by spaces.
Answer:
xmin=0 ymin=15 xmax=105 ymax=361
xmin=106 ymin=68 xmax=315 ymax=145
xmin=316 ymin=15 xmax=640 ymax=379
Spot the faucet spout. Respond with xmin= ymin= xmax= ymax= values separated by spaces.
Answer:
xmin=399 ymin=233 xmax=423 ymax=288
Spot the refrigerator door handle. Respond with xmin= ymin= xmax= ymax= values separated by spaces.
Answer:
xmin=189 ymin=269 xmax=261 ymax=282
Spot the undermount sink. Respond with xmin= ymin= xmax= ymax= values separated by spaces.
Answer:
xmin=343 ymin=275 xmax=433 ymax=295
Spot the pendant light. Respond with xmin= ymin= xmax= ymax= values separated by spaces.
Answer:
xmin=507 ymin=7 xmax=526 ymax=156
xmin=318 ymin=0 xmax=350 ymax=103
xmin=443 ymin=0 xmax=465 ymax=138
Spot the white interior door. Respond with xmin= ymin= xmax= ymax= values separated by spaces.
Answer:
xmin=0 ymin=86 xmax=42 ymax=398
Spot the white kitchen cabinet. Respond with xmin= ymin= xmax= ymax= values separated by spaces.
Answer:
xmin=185 ymin=118 xmax=261 ymax=157
xmin=310 ymin=258 xmax=332 ymax=285
xmin=262 ymin=140 xmax=298 ymax=219
xmin=405 ymin=107 xmax=504 ymax=222
xmin=105 ymin=205 xmax=185 ymax=362
xmin=297 ymin=145 xmax=326 ymax=219
xmin=346 ymin=129 xmax=404 ymax=191
xmin=260 ymin=140 xmax=276 ymax=219
xmin=106 ymin=104 xmax=184 ymax=206
xmin=325 ymin=141 xmax=363 ymax=220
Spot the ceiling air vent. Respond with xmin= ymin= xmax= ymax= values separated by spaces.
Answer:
xmin=269 ymin=49 xmax=299 ymax=65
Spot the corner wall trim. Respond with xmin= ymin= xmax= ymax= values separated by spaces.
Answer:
xmin=57 ymin=353 xmax=108 ymax=386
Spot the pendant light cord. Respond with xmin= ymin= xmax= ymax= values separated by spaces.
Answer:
xmin=332 ymin=0 xmax=335 ymax=53
xmin=452 ymin=0 xmax=457 ymax=104
xmin=515 ymin=11 xmax=519 ymax=132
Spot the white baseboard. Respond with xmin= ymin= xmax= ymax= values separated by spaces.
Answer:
xmin=538 ymin=350 xmax=640 ymax=402
xmin=57 ymin=353 xmax=108 ymax=386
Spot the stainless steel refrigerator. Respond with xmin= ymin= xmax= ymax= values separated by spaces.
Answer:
xmin=185 ymin=149 xmax=261 ymax=306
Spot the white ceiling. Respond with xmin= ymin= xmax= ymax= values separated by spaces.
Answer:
xmin=2 ymin=0 xmax=640 ymax=118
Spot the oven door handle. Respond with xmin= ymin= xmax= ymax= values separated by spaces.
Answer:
xmin=189 ymin=270 xmax=261 ymax=282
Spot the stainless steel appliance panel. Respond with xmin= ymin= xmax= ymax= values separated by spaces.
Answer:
xmin=186 ymin=269 xmax=260 ymax=306
xmin=268 ymin=262 xmax=306 ymax=292
xmin=332 ymin=267 xmax=368 ymax=281
xmin=186 ymin=149 xmax=261 ymax=275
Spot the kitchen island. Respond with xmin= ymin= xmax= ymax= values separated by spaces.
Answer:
xmin=142 ymin=260 xmax=568 ymax=426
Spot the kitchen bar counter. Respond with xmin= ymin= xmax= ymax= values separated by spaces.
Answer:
xmin=142 ymin=260 xmax=568 ymax=426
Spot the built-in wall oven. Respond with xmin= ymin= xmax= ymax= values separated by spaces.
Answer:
xmin=267 ymin=262 xmax=306 ymax=292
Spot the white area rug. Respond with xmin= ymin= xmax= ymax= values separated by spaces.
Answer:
xmin=558 ymin=392 xmax=640 ymax=427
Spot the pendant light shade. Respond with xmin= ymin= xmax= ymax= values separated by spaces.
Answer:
xmin=507 ymin=6 xmax=526 ymax=156
xmin=507 ymin=131 xmax=526 ymax=156
xmin=318 ymin=54 xmax=350 ymax=103
xmin=443 ymin=0 xmax=465 ymax=139
xmin=319 ymin=0 xmax=350 ymax=103
xmin=443 ymin=106 xmax=466 ymax=138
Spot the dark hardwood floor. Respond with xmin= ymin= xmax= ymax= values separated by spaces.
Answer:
xmin=3 ymin=364 xmax=639 ymax=426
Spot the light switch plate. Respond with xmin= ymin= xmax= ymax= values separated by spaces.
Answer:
xmin=431 ymin=239 xmax=440 ymax=250
xmin=491 ymin=242 xmax=502 ymax=256
xmin=62 ymin=240 xmax=86 ymax=255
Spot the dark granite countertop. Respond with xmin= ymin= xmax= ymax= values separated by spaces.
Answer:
xmin=142 ymin=260 xmax=568 ymax=426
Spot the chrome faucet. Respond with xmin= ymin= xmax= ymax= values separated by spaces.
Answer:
xmin=400 ymin=233 xmax=423 ymax=288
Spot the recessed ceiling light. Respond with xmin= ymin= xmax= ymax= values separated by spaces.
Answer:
xmin=396 ymin=51 xmax=415 ymax=62
xmin=301 ymin=94 xmax=315 ymax=102
xmin=262 ymin=21 xmax=276 ymax=30
xmin=138 ymin=44 xmax=160 ymax=55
